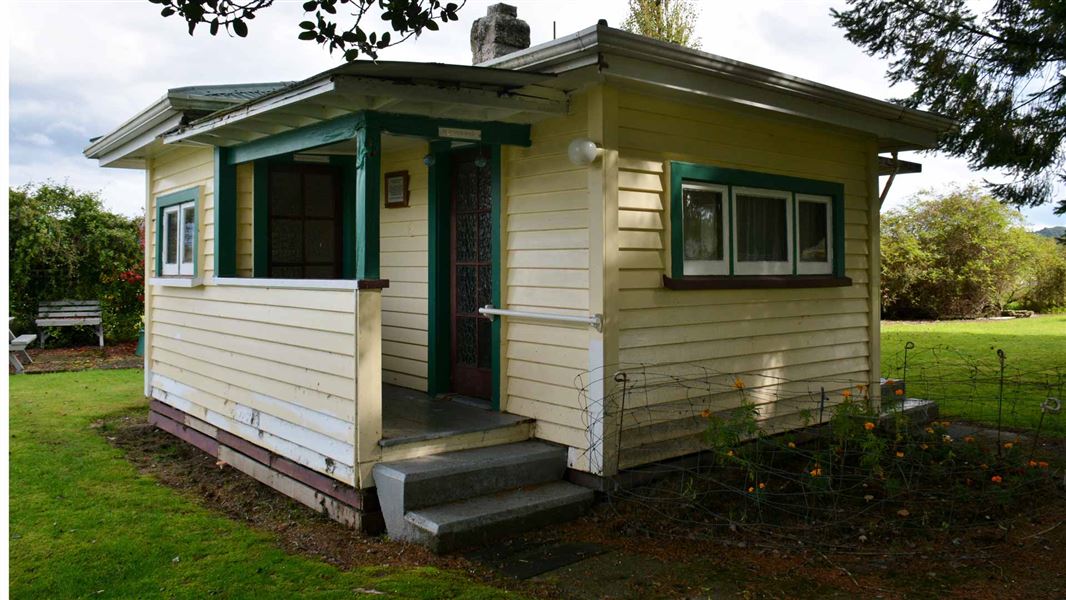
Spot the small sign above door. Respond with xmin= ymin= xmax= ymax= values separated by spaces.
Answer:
xmin=438 ymin=127 xmax=482 ymax=141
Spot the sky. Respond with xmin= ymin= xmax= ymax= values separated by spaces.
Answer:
xmin=7 ymin=0 xmax=1065 ymax=229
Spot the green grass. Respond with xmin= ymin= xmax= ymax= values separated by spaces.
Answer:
xmin=9 ymin=370 xmax=513 ymax=599
xmin=881 ymin=315 xmax=1066 ymax=435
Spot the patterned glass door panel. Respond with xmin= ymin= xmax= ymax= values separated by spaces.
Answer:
xmin=450 ymin=153 xmax=493 ymax=400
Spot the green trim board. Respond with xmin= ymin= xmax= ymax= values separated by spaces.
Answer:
xmin=489 ymin=145 xmax=502 ymax=411
xmin=355 ymin=125 xmax=381 ymax=280
xmin=426 ymin=142 xmax=452 ymax=397
xmin=214 ymin=148 xmax=238 ymax=277
xmin=669 ymin=162 xmax=846 ymax=280
xmin=251 ymin=154 xmax=359 ymax=278
xmin=154 ymin=186 xmax=201 ymax=278
xmin=227 ymin=110 xmax=533 ymax=167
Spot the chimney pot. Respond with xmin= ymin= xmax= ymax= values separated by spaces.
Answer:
xmin=471 ymin=3 xmax=530 ymax=64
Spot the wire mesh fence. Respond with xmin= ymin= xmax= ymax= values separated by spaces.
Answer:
xmin=573 ymin=341 xmax=1065 ymax=548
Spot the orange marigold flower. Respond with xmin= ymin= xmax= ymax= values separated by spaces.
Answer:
xmin=732 ymin=377 xmax=746 ymax=390
xmin=1028 ymin=460 xmax=1038 ymax=468
xmin=726 ymin=449 xmax=734 ymax=457
xmin=787 ymin=441 xmax=797 ymax=449
xmin=925 ymin=427 xmax=935 ymax=434
xmin=885 ymin=379 xmax=895 ymax=385
xmin=1039 ymin=461 xmax=1050 ymax=469
xmin=894 ymin=389 xmax=904 ymax=396
xmin=700 ymin=409 xmax=711 ymax=418
xmin=895 ymin=451 xmax=905 ymax=458
xmin=864 ymin=422 xmax=875 ymax=431
xmin=758 ymin=482 xmax=766 ymax=490
xmin=964 ymin=436 xmax=976 ymax=443
xmin=920 ymin=443 xmax=929 ymax=450
xmin=1003 ymin=442 xmax=1014 ymax=449
xmin=991 ymin=475 xmax=1003 ymax=484
xmin=842 ymin=389 xmax=853 ymax=399
xmin=747 ymin=486 xmax=755 ymax=493
xmin=810 ymin=468 xmax=823 ymax=477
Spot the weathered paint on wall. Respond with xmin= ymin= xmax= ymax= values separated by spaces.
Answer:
xmin=607 ymin=88 xmax=880 ymax=469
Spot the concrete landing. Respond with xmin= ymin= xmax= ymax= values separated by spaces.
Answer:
xmin=381 ymin=384 xmax=531 ymax=447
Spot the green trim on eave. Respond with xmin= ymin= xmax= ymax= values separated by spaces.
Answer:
xmin=490 ymin=145 xmax=502 ymax=411
xmin=427 ymin=141 xmax=452 ymax=397
xmin=229 ymin=113 xmax=366 ymax=165
xmin=214 ymin=147 xmax=238 ymax=277
xmin=669 ymin=162 xmax=846 ymax=279
xmin=227 ymin=110 xmax=533 ymax=167
xmin=154 ymin=187 xmax=201 ymax=278
xmin=355 ymin=125 xmax=381 ymax=280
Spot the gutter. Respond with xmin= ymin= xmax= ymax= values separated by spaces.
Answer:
xmin=486 ymin=24 xmax=955 ymax=139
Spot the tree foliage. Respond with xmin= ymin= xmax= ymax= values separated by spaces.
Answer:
xmin=621 ymin=0 xmax=702 ymax=49
xmin=9 ymin=183 xmax=144 ymax=343
xmin=879 ymin=186 xmax=1065 ymax=319
xmin=149 ymin=0 xmax=463 ymax=61
xmin=833 ymin=0 xmax=1066 ymax=213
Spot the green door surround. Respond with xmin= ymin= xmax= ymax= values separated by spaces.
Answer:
xmin=214 ymin=110 xmax=520 ymax=407
xmin=425 ymin=144 xmax=503 ymax=409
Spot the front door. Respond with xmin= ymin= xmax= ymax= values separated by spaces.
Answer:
xmin=449 ymin=150 xmax=493 ymax=399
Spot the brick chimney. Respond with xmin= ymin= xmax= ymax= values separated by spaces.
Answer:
xmin=470 ymin=3 xmax=530 ymax=64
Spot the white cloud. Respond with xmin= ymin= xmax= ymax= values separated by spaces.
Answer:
xmin=7 ymin=0 xmax=1064 ymax=225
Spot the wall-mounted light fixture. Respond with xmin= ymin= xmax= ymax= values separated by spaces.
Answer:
xmin=567 ymin=138 xmax=601 ymax=166
xmin=423 ymin=153 xmax=436 ymax=167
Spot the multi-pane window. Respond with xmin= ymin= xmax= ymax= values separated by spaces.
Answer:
xmin=674 ymin=165 xmax=839 ymax=279
xmin=161 ymin=200 xmax=196 ymax=276
xmin=267 ymin=163 xmax=343 ymax=279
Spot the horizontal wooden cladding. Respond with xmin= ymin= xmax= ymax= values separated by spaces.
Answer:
xmin=619 ymin=297 xmax=869 ymax=330
xmin=149 ymin=401 xmax=377 ymax=529
xmin=620 ymin=335 xmax=869 ymax=371
xmin=621 ymin=311 xmax=868 ymax=349
xmin=153 ymin=375 xmax=356 ymax=485
xmin=618 ymin=284 xmax=868 ymax=311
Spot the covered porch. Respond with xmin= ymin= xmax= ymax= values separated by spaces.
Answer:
xmin=159 ymin=63 xmax=568 ymax=488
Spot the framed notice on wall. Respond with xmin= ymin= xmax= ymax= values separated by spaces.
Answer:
xmin=384 ymin=170 xmax=410 ymax=208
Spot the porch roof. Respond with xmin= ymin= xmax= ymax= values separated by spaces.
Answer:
xmin=162 ymin=61 xmax=567 ymax=148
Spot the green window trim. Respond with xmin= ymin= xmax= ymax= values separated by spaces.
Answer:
xmin=155 ymin=186 xmax=201 ymax=278
xmin=669 ymin=162 xmax=847 ymax=284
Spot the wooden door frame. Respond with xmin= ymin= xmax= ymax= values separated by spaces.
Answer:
xmin=427 ymin=142 xmax=502 ymax=409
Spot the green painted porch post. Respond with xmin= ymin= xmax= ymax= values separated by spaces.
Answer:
xmin=214 ymin=147 xmax=238 ymax=277
xmin=355 ymin=123 xmax=381 ymax=280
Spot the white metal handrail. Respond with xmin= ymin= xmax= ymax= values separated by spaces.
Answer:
xmin=478 ymin=305 xmax=603 ymax=332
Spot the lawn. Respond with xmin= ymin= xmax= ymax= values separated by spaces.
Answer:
xmin=881 ymin=314 xmax=1066 ymax=435
xmin=8 ymin=369 xmax=512 ymax=599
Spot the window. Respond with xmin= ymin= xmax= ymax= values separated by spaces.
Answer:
xmin=668 ymin=163 xmax=846 ymax=288
xmin=267 ymin=163 xmax=343 ymax=279
xmin=681 ymin=183 xmax=728 ymax=275
xmin=156 ymin=188 xmax=199 ymax=277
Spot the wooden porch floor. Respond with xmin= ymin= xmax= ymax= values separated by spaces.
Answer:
xmin=380 ymin=384 xmax=531 ymax=447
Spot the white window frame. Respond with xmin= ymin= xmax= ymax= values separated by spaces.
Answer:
xmin=796 ymin=194 xmax=833 ymax=275
xmin=161 ymin=200 xmax=195 ymax=277
xmin=731 ymin=187 xmax=793 ymax=276
xmin=681 ymin=182 xmax=730 ymax=276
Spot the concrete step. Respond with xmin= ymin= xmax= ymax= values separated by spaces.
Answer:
xmin=373 ymin=441 xmax=569 ymax=543
xmin=404 ymin=481 xmax=595 ymax=553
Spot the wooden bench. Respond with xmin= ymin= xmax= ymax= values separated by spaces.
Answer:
xmin=37 ymin=300 xmax=104 ymax=347
xmin=9 ymin=318 xmax=37 ymax=374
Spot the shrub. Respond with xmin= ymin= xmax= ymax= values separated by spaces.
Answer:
xmin=881 ymin=186 xmax=1043 ymax=319
xmin=8 ymin=182 xmax=144 ymax=343
xmin=1017 ymin=235 xmax=1066 ymax=312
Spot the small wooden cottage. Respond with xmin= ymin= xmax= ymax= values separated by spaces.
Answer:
xmin=86 ymin=8 xmax=951 ymax=547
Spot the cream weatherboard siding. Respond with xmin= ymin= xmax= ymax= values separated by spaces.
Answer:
xmin=379 ymin=141 xmax=431 ymax=392
xmin=501 ymin=92 xmax=596 ymax=470
xmin=608 ymin=89 xmax=880 ymax=469
xmin=146 ymin=146 xmax=360 ymax=486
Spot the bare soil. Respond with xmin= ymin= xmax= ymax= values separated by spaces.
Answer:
xmin=103 ymin=409 xmax=1066 ymax=599
xmin=19 ymin=341 xmax=142 ymax=374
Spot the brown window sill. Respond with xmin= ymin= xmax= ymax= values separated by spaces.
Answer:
xmin=662 ymin=274 xmax=853 ymax=290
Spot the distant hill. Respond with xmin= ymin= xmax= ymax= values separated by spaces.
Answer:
xmin=1035 ymin=226 xmax=1066 ymax=239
